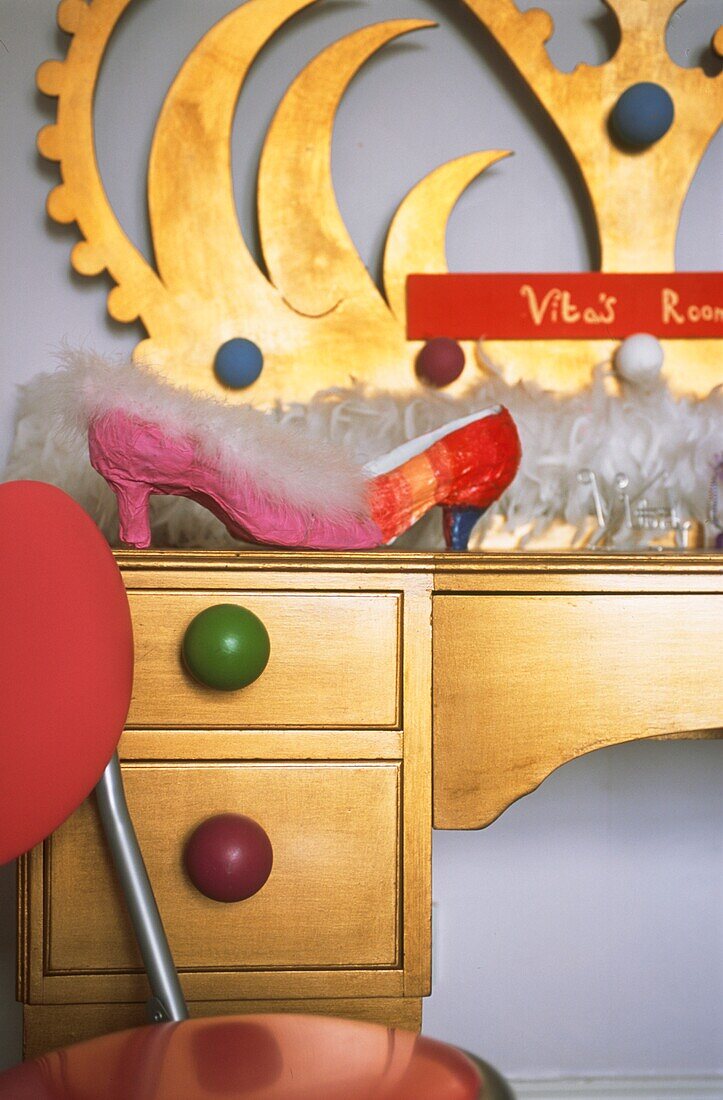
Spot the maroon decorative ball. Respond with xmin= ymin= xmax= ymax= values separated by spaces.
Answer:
xmin=184 ymin=813 xmax=273 ymax=903
xmin=416 ymin=338 xmax=465 ymax=388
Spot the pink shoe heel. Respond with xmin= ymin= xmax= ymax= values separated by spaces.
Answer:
xmin=108 ymin=479 xmax=152 ymax=548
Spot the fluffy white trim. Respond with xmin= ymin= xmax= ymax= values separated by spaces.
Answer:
xmin=3 ymin=348 xmax=721 ymax=549
xmin=36 ymin=348 xmax=367 ymax=518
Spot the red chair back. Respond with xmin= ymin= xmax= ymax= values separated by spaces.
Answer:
xmin=0 ymin=481 xmax=133 ymax=863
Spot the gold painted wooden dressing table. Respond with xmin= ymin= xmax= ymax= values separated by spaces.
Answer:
xmin=18 ymin=549 xmax=722 ymax=1057
xmin=21 ymin=0 xmax=722 ymax=1066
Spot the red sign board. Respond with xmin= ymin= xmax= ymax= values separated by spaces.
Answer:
xmin=407 ymin=273 xmax=723 ymax=340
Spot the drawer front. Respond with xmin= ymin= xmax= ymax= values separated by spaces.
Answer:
xmin=46 ymin=762 xmax=400 ymax=976
xmin=127 ymin=591 xmax=400 ymax=728
xmin=434 ymin=593 xmax=723 ymax=828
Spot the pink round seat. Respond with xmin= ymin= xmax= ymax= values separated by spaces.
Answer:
xmin=0 ymin=1014 xmax=485 ymax=1099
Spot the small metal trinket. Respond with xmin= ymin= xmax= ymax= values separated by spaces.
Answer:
xmin=707 ymin=456 xmax=723 ymax=550
xmin=577 ymin=469 xmax=696 ymax=550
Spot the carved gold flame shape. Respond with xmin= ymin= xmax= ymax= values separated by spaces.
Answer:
xmin=38 ymin=0 xmax=722 ymax=403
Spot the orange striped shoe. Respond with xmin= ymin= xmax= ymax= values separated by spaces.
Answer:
xmin=365 ymin=406 xmax=521 ymax=550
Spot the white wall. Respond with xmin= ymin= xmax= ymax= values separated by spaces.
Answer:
xmin=1 ymin=0 xmax=721 ymax=1079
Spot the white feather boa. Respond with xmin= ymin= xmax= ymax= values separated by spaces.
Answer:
xmin=3 ymin=349 xmax=721 ymax=549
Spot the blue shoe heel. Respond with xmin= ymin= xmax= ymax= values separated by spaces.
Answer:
xmin=442 ymin=506 xmax=486 ymax=551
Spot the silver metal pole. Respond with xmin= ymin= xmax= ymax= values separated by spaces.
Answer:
xmin=95 ymin=753 xmax=188 ymax=1023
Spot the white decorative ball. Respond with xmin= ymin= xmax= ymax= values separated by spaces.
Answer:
xmin=614 ymin=334 xmax=664 ymax=386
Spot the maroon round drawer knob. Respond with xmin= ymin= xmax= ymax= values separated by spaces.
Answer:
xmin=184 ymin=814 xmax=273 ymax=903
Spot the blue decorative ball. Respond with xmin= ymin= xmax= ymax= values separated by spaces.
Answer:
xmin=611 ymin=83 xmax=674 ymax=148
xmin=214 ymin=338 xmax=264 ymax=390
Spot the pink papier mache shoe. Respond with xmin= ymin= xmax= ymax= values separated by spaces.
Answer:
xmin=62 ymin=353 xmax=521 ymax=550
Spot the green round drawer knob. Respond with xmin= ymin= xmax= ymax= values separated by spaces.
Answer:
xmin=182 ymin=604 xmax=270 ymax=691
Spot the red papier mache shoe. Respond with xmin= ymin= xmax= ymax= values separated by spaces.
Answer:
xmin=52 ymin=352 xmax=521 ymax=551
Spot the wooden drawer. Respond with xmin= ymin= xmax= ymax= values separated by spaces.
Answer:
xmin=434 ymin=592 xmax=723 ymax=828
xmin=127 ymin=591 xmax=401 ymax=729
xmin=43 ymin=762 xmax=401 ymax=1000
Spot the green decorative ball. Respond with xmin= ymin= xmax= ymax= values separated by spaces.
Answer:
xmin=182 ymin=604 xmax=270 ymax=691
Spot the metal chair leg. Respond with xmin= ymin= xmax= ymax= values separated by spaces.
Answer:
xmin=95 ymin=753 xmax=188 ymax=1023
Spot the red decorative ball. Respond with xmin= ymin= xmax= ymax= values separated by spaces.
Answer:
xmin=184 ymin=813 xmax=273 ymax=903
xmin=416 ymin=338 xmax=465 ymax=388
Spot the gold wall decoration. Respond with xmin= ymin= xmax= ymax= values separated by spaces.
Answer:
xmin=38 ymin=0 xmax=722 ymax=402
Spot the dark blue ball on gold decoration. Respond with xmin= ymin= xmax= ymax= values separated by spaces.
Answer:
xmin=214 ymin=338 xmax=264 ymax=389
xmin=611 ymin=83 xmax=674 ymax=148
